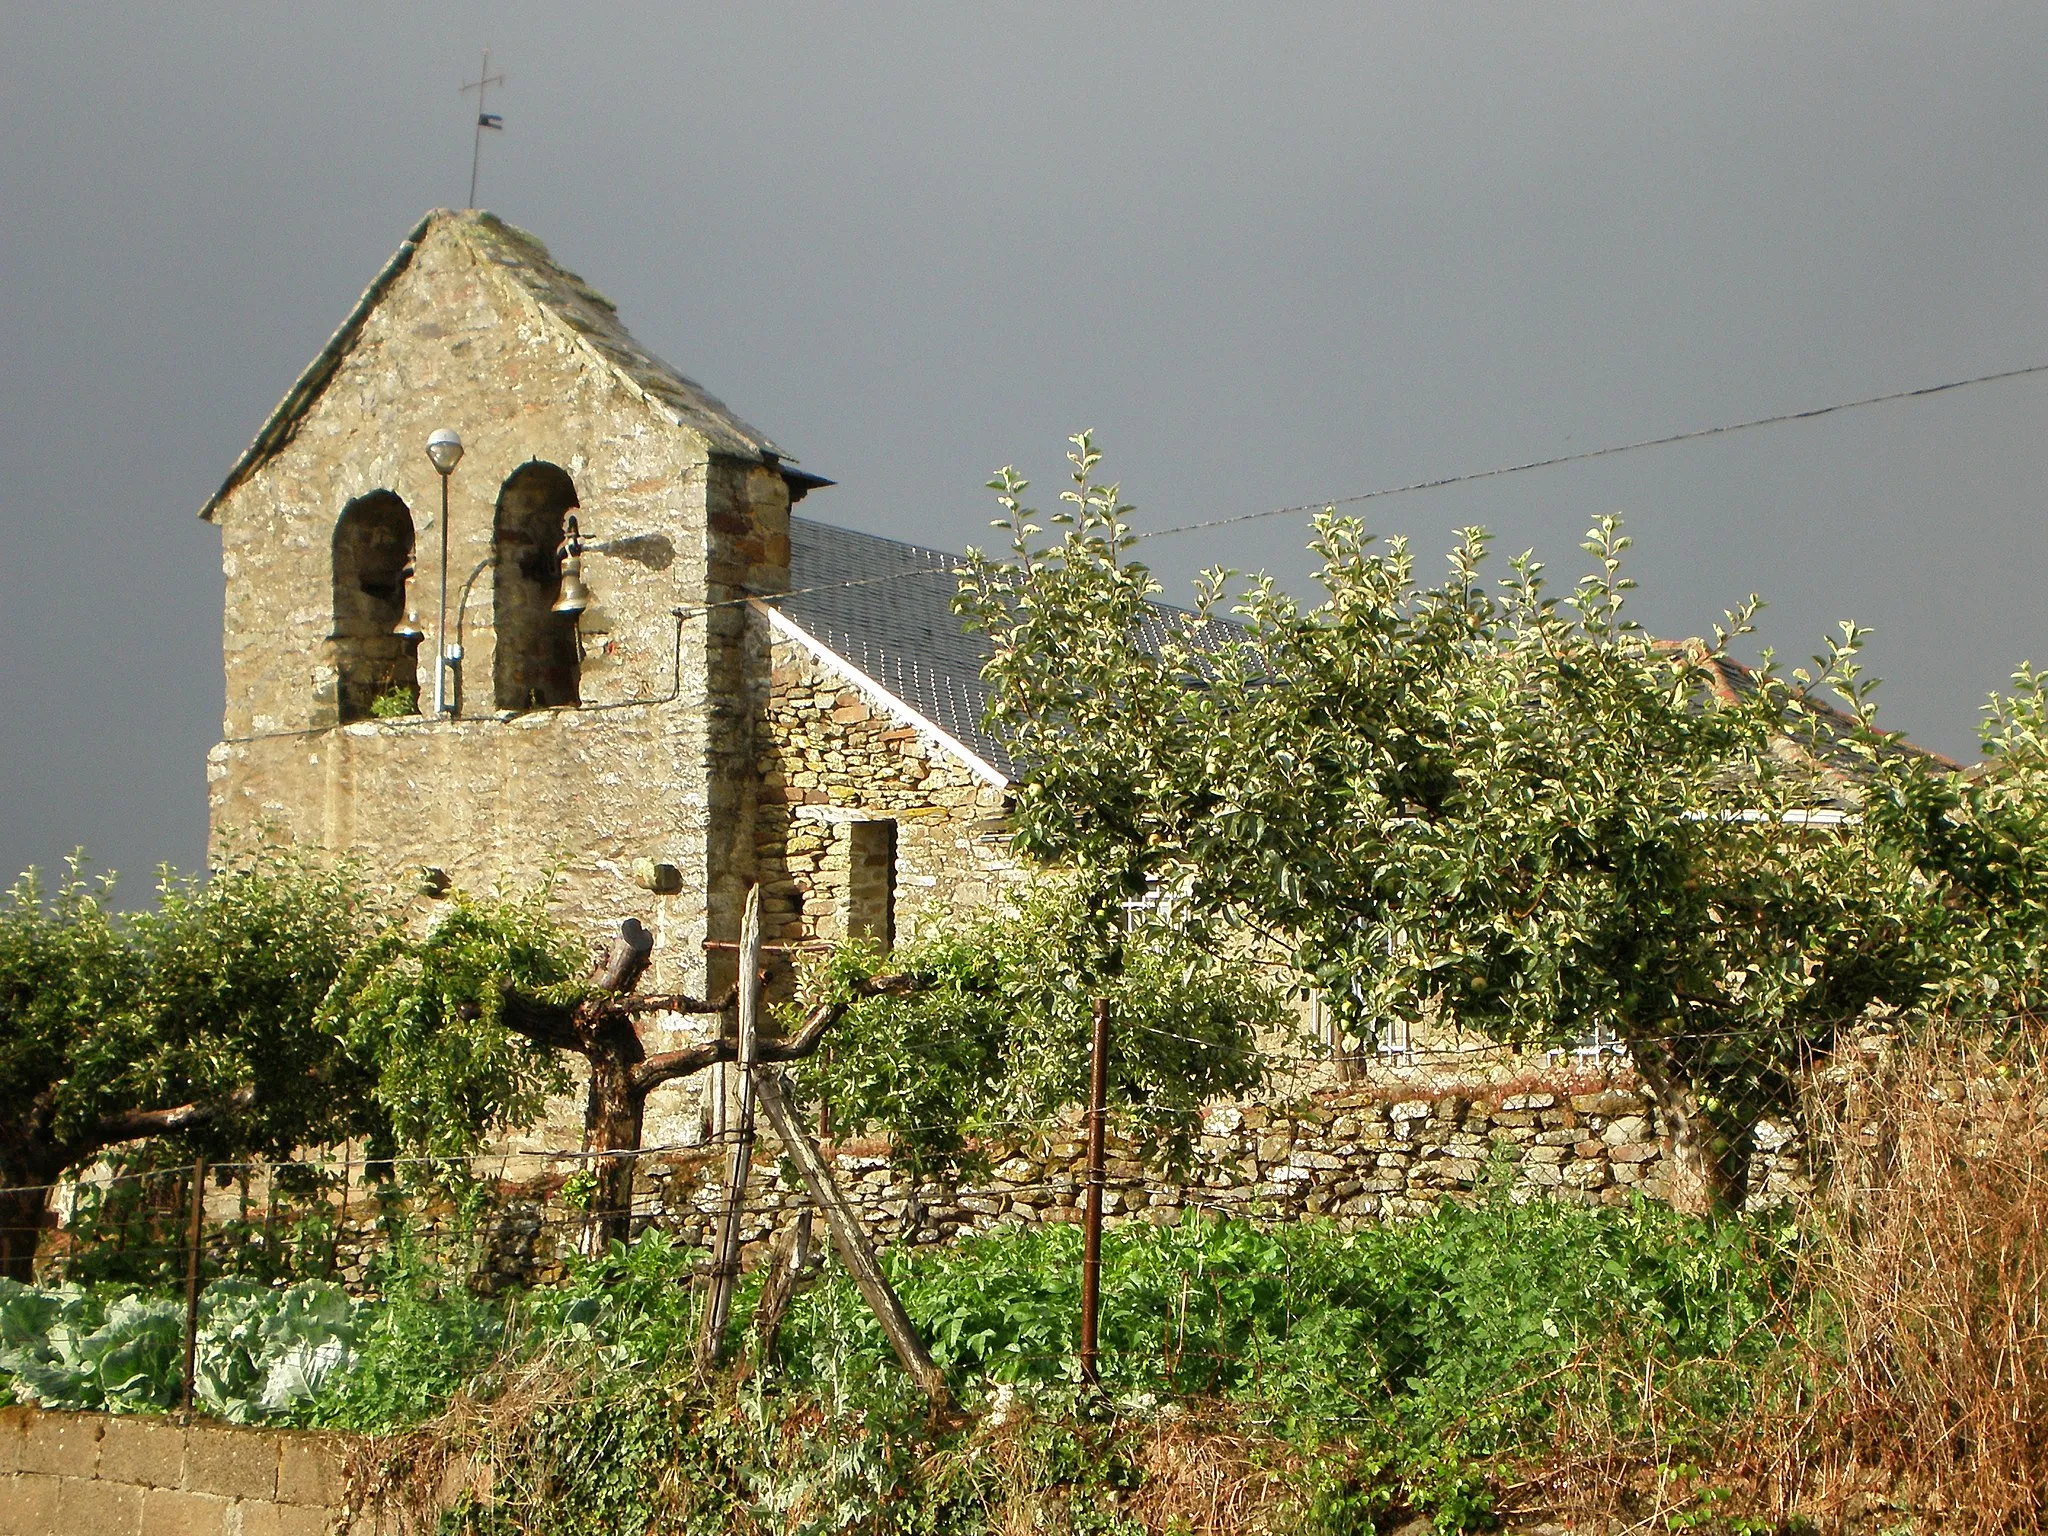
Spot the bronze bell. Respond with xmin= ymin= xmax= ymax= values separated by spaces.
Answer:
xmin=552 ymin=515 xmax=591 ymax=616
xmin=392 ymin=608 xmax=426 ymax=642
xmin=552 ymin=557 xmax=591 ymax=616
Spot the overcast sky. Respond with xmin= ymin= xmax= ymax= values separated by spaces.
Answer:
xmin=4 ymin=4 xmax=2046 ymax=896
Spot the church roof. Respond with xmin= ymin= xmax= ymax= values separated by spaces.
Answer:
xmin=776 ymin=517 xmax=1955 ymax=799
xmin=778 ymin=517 xmax=1245 ymax=783
xmin=780 ymin=517 xmax=1013 ymax=777
xmin=199 ymin=209 xmax=790 ymax=522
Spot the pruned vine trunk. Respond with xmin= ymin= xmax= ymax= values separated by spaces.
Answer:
xmin=580 ymin=1046 xmax=647 ymax=1253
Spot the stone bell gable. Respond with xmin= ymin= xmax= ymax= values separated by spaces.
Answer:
xmin=203 ymin=209 xmax=819 ymax=993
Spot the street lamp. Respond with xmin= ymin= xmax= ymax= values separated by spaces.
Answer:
xmin=425 ymin=429 xmax=463 ymax=715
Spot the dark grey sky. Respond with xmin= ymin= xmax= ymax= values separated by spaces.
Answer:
xmin=5 ymin=5 xmax=2046 ymax=896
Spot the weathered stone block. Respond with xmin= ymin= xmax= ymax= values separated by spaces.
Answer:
xmin=239 ymin=1502 xmax=341 ymax=1536
xmin=1562 ymin=1161 xmax=1612 ymax=1190
xmin=0 ymin=1474 xmax=60 ymax=1536
xmin=183 ymin=1423 xmax=277 ymax=1501
xmin=20 ymin=1411 xmax=101 ymax=1478
xmin=139 ymin=1486 xmax=231 ymax=1536
xmin=100 ymin=1416 xmax=186 ymax=1489
xmin=60 ymin=1475 xmax=144 ymax=1536
xmin=276 ymin=1434 xmax=349 ymax=1508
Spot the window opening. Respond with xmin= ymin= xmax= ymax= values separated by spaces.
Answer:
xmin=492 ymin=461 xmax=582 ymax=710
xmin=844 ymin=820 xmax=897 ymax=950
xmin=1548 ymin=1021 xmax=1628 ymax=1067
xmin=331 ymin=491 xmax=419 ymax=722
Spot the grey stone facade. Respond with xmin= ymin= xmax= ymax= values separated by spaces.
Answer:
xmin=203 ymin=211 xmax=1010 ymax=1012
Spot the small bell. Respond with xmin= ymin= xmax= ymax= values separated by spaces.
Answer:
xmin=393 ymin=608 xmax=426 ymax=642
xmin=552 ymin=515 xmax=591 ymax=616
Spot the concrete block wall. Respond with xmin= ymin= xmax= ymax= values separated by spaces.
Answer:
xmin=0 ymin=1407 xmax=354 ymax=1536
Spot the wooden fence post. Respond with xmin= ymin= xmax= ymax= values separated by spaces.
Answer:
xmin=755 ymin=1071 xmax=951 ymax=1409
xmin=697 ymin=884 xmax=762 ymax=1372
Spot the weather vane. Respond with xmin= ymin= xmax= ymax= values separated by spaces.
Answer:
xmin=461 ymin=48 xmax=505 ymax=209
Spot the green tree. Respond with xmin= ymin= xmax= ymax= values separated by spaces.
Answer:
xmin=956 ymin=435 xmax=2043 ymax=1215
xmin=332 ymin=874 xmax=1283 ymax=1245
xmin=0 ymin=852 xmax=377 ymax=1279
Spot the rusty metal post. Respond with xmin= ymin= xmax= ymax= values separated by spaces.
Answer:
xmin=1080 ymin=997 xmax=1109 ymax=1387
xmin=181 ymin=1158 xmax=205 ymax=1419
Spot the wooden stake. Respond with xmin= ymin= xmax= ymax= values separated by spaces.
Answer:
xmin=755 ymin=1070 xmax=950 ymax=1408
xmin=748 ymin=1208 xmax=813 ymax=1371
xmin=1080 ymin=997 xmax=1109 ymax=1386
xmin=181 ymin=1158 xmax=205 ymax=1419
xmin=697 ymin=885 xmax=762 ymax=1372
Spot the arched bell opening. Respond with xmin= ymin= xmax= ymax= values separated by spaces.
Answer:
xmin=331 ymin=491 xmax=420 ymax=722
xmin=492 ymin=462 xmax=582 ymax=711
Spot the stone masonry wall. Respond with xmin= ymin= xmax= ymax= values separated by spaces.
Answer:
xmin=500 ymin=1076 xmax=1805 ymax=1281
xmin=207 ymin=211 xmax=793 ymax=1001
xmin=754 ymin=628 xmax=1020 ymax=954
xmin=0 ymin=1407 xmax=358 ymax=1536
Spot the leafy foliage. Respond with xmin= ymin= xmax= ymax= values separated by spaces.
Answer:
xmin=955 ymin=435 xmax=2048 ymax=1207
xmin=0 ymin=1274 xmax=356 ymax=1421
xmin=0 ymin=849 xmax=381 ymax=1207
xmin=786 ymin=877 xmax=1283 ymax=1178
xmin=0 ymin=1188 xmax=1834 ymax=1529
xmin=251 ymin=1194 xmax=1795 ymax=1532
xmin=328 ymin=888 xmax=582 ymax=1162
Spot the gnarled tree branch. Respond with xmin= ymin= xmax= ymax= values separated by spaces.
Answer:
xmin=93 ymin=1085 xmax=258 ymax=1146
xmin=628 ymin=972 xmax=929 ymax=1093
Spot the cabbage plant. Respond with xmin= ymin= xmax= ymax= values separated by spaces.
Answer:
xmin=0 ymin=1275 xmax=357 ymax=1421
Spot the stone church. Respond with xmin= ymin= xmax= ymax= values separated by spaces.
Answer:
xmin=204 ymin=209 xmax=1020 ymax=1004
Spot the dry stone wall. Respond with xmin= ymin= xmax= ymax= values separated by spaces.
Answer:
xmin=577 ymin=1076 xmax=1808 ymax=1274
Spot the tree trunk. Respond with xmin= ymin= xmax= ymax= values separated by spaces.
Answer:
xmin=748 ymin=1209 xmax=813 ymax=1373
xmin=0 ymin=1182 xmax=49 ymax=1282
xmin=1630 ymin=1038 xmax=1753 ymax=1217
xmin=580 ymin=1046 xmax=646 ymax=1254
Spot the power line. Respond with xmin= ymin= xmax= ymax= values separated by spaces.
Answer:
xmin=214 ymin=360 xmax=2048 ymax=751
xmin=1132 ymin=360 xmax=2048 ymax=544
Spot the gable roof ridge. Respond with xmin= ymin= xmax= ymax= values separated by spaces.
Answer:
xmin=198 ymin=211 xmax=433 ymax=521
xmin=198 ymin=209 xmax=791 ymax=523
xmin=458 ymin=212 xmax=781 ymax=461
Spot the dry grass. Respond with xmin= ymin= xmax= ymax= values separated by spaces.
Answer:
xmin=1489 ymin=1023 xmax=2048 ymax=1534
xmin=1809 ymin=1023 xmax=2048 ymax=1531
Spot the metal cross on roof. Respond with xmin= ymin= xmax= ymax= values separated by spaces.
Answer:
xmin=461 ymin=49 xmax=506 ymax=209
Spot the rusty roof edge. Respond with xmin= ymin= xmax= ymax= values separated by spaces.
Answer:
xmin=197 ymin=211 xmax=437 ymax=523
